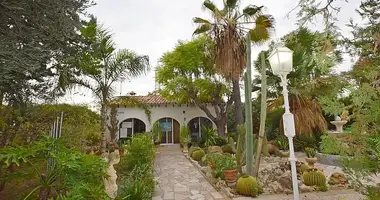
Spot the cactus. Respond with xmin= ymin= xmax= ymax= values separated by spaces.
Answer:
xmin=303 ymin=170 xmax=326 ymax=186
xmin=191 ymin=149 xmax=205 ymax=161
xmin=300 ymin=163 xmax=310 ymax=174
xmin=253 ymin=52 xmax=268 ymax=177
xmin=236 ymin=175 xmax=260 ymax=197
xmin=236 ymin=124 xmax=246 ymax=173
xmin=221 ymin=144 xmax=234 ymax=154
xmin=189 ymin=146 xmax=201 ymax=156
xmin=208 ymin=146 xmax=223 ymax=154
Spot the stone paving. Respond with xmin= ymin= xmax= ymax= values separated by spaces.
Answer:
xmin=152 ymin=145 xmax=228 ymax=200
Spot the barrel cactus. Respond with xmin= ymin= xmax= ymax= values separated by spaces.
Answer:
xmin=189 ymin=146 xmax=201 ymax=156
xmin=221 ymin=144 xmax=234 ymax=154
xmin=208 ymin=146 xmax=223 ymax=154
xmin=300 ymin=163 xmax=310 ymax=174
xmin=303 ymin=170 xmax=326 ymax=186
xmin=191 ymin=149 xmax=205 ymax=161
xmin=236 ymin=175 xmax=260 ymax=197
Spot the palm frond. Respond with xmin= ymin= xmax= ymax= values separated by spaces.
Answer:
xmin=202 ymin=0 xmax=223 ymax=18
xmin=249 ymin=15 xmax=275 ymax=44
xmin=193 ymin=17 xmax=212 ymax=24
xmin=193 ymin=24 xmax=213 ymax=35
xmin=225 ymin=0 xmax=239 ymax=9
xmin=241 ymin=5 xmax=263 ymax=18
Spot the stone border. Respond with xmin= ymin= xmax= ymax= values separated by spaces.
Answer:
xmin=184 ymin=153 xmax=236 ymax=199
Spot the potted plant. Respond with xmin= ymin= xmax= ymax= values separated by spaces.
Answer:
xmin=221 ymin=156 xmax=237 ymax=183
xmin=180 ymin=125 xmax=191 ymax=152
xmin=305 ymin=147 xmax=317 ymax=166
xmin=275 ymin=137 xmax=289 ymax=157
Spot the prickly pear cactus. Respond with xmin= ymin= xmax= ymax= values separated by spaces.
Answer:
xmin=303 ymin=170 xmax=326 ymax=186
xmin=236 ymin=175 xmax=260 ymax=197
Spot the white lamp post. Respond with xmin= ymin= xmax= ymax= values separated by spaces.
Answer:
xmin=268 ymin=43 xmax=300 ymax=200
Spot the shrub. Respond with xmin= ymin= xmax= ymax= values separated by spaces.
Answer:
xmin=191 ymin=149 xmax=205 ymax=161
xmin=320 ymin=135 xmax=344 ymax=155
xmin=274 ymin=135 xmax=289 ymax=150
xmin=214 ymin=136 xmax=228 ymax=146
xmin=123 ymin=133 xmax=155 ymax=171
xmin=118 ymin=164 xmax=155 ymax=200
xmin=236 ymin=175 xmax=260 ymax=197
xmin=294 ymin=135 xmax=319 ymax=151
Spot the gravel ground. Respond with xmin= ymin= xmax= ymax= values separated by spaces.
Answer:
xmin=233 ymin=189 xmax=366 ymax=200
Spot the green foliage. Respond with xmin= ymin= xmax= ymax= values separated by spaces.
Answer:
xmin=122 ymin=134 xmax=155 ymax=172
xmin=211 ymin=154 xmax=236 ymax=179
xmin=214 ymin=136 xmax=228 ymax=146
xmin=303 ymin=170 xmax=326 ymax=187
xmin=201 ymin=126 xmax=217 ymax=147
xmin=320 ymin=135 xmax=344 ymax=155
xmin=0 ymin=136 xmax=108 ymax=199
xmin=180 ymin=125 xmax=191 ymax=144
xmin=156 ymin=37 xmax=231 ymax=135
xmin=0 ymin=0 xmax=94 ymax=105
xmin=294 ymin=135 xmax=319 ymax=151
xmin=274 ymin=135 xmax=289 ymax=150
xmin=305 ymin=147 xmax=316 ymax=158
xmin=236 ymin=175 xmax=260 ymax=197
xmin=118 ymin=163 xmax=155 ymax=200
xmin=191 ymin=149 xmax=206 ymax=161
xmin=0 ymin=104 xmax=100 ymax=150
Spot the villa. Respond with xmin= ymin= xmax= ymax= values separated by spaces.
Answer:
xmin=110 ymin=93 xmax=216 ymax=144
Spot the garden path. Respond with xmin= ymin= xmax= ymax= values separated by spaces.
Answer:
xmin=152 ymin=145 xmax=228 ymax=200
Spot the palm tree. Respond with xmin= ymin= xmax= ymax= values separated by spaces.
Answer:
xmin=73 ymin=23 xmax=150 ymax=152
xmin=253 ymin=28 xmax=344 ymax=137
xmin=193 ymin=0 xmax=274 ymax=133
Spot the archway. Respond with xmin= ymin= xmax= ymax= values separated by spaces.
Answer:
xmin=187 ymin=117 xmax=213 ymax=138
xmin=119 ymin=118 xmax=146 ymax=139
xmin=154 ymin=117 xmax=180 ymax=144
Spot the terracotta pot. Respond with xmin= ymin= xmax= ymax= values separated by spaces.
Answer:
xmin=223 ymin=169 xmax=237 ymax=183
xmin=268 ymin=144 xmax=278 ymax=154
xmin=305 ymin=157 xmax=318 ymax=167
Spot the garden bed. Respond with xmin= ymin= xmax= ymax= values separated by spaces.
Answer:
xmin=186 ymin=152 xmax=352 ymax=197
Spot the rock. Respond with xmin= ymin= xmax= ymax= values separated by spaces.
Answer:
xmin=208 ymin=146 xmax=223 ymax=154
xmin=299 ymin=184 xmax=314 ymax=193
xmin=328 ymin=172 xmax=348 ymax=185
xmin=278 ymin=171 xmax=292 ymax=190
xmin=271 ymin=181 xmax=284 ymax=193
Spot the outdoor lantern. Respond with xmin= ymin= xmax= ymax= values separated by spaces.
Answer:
xmin=268 ymin=44 xmax=293 ymax=76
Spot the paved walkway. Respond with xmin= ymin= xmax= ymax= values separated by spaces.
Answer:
xmin=152 ymin=145 xmax=227 ymax=200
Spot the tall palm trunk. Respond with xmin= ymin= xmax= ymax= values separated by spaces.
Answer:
xmin=233 ymin=78 xmax=244 ymax=135
xmin=100 ymin=103 xmax=107 ymax=153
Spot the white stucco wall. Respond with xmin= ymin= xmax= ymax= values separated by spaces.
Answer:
xmin=115 ymin=104 xmax=216 ymax=132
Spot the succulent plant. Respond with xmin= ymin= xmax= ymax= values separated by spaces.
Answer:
xmin=300 ymin=163 xmax=310 ymax=174
xmin=236 ymin=175 xmax=260 ymax=197
xmin=208 ymin=146 xmax=223 ymax=154
xmin=305 ymin=147 xmax=316 ymax=158
xmin=191 ymin=149 xmax=205 ymax=161
xmin=303 ymin=170 xmax=326 ymax=186
xmin=221 ymin=144 xmax=234 ymax=154
xmin=189 ymin=146 xmax=201 ymax=156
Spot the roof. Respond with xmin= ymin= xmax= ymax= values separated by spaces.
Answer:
xmin=110 ymin=95 xmax=173 ymax=106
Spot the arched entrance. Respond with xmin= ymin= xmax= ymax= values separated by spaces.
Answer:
xmin=119 ymin=118 xmax=146 ymax=139
xmin=154 ymin=117 xmax=180 ymax=144
xmin=187 ymin=117 xmax=213 ymax=138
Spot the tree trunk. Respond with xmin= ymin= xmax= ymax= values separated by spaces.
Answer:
xmin=100 ymin=103 xmax=107 ymax=153
xmin=232 ymin=78 xmax=244 ymax=136
xmin=216 ymin=117 xmax=226 ymax=136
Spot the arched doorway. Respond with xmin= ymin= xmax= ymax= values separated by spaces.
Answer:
xmin=119 ymin=118 xmax=146 ymax=139
xmin=187 ymin=117 xmax=213 ymax=138
xmin=154 ymin=117 xmax=180 ymax=144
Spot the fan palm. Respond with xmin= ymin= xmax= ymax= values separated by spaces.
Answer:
xmin=73 ymin=24 xmax=150 ymax=151
xmin=193 ymin=0 xmax=274 ymax=131
xmin=253 ymin=28 xmax=344 ymax=136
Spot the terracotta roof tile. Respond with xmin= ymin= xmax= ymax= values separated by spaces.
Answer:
xmin=111 ymin=95 xmax=172 ymax=105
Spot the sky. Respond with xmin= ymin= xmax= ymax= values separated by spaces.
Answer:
xmin=59 ymin=0 xmax=362 ymax=109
